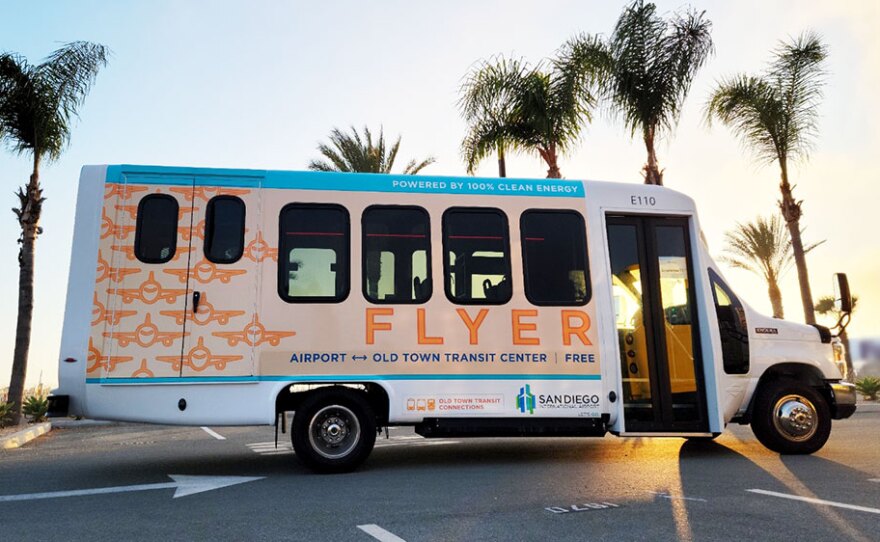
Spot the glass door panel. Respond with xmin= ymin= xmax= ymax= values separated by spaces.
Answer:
xmin=607 ymin=223 xmax=657 ymax=425
xmin=655 ymin=225 xmax=700 ymax=423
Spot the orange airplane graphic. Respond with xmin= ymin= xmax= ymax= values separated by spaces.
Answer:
xmin=160 ymin=294 xmax=246 ymax=326
xmin=164 ymin=258 xmax=247 ymax=285
xmin=86 ymin=337 xmax=134 ymax=374
xmin=92 ymin=292 xmax=137 ymax=326
xmin=244 ymin=231 xmax=278 ymax=263
xmin=212 ymin=314 xmax=295 ymax=347
xmin=156 ymin=337 xmax=243 ymax=372
xmin=109 ymin=271 xmax=189 ymax=305
xmin=104 ymin=313 xmax=188 ymax=348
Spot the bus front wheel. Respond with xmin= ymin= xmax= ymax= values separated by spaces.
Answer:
xmin=750 ymin=379 xmax=831 ymax=455
xmin=291 ymin=388 xmax=377 ymax=473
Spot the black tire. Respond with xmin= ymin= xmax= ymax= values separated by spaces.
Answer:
xmin=291 ymin=388 xmax=377 ymax=473
xmin=750 ymin=379 xmax=831 ymax=454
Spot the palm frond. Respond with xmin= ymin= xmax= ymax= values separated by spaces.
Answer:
xmin=706 ymin=31 xmax=827 ymax=168
xmin=308 ymin=125 xmax=433 ymax=175
xmin=705 ymin=75 xmax=785 ymax=164
xmin=769 ymin=32 xmax=827 ymax=162
xmin=0 ymin=42 xmax=108 ymax=162
xmin=403 ymin=157 xmax=436 ymax=175
xmin=604 ymin=0 xmax=713 ymax=140
xmin=721 ymin=214 xmax=815 ymax=284
xmin=461 ymin=117 xmax=509 ymax=174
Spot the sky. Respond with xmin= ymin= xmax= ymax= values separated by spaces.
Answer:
xmin=1 ymin=0 xmax=878 ymax=388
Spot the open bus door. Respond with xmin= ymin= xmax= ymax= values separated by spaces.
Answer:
xmin=606 ymin=215 xmax=709 ymax=433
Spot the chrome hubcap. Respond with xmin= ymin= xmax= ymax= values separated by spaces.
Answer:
xmin=308 ymin=405 xmax=360 ymax=459
xmin=772 ymin=394 xmax=817 ymax=442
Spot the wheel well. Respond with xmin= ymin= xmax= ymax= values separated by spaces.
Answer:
xmin=744 ymin=363 xmax=830 ymax=423
xmin=275 ymin=383 xmax=390 ymax=425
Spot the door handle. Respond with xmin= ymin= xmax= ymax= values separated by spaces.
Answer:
xmin=192 ymin=290 xmax=201 ymax=314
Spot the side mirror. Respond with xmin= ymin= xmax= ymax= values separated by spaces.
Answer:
xmin=833 ymin=273 xmax=853 ymax=314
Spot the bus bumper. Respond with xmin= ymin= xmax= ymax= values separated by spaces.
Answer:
xmin=827 ymin=382 xmax=857 ymax=419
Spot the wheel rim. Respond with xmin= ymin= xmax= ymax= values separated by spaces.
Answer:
xmin=772 ymin=394 xmax=818 ymax=442
xmin=308 ymin=404 xmax=361 ymax=460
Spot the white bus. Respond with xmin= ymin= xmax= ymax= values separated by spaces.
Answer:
xmin=50 ymin=165 xmax=856 ymax=472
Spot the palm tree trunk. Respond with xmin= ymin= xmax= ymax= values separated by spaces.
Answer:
xmin=8 ymin=154 xmax=43 ymax=425
xmin=542 ymin=143 xmax=561 ymax=179
xmin=767 ymin=276 xmax=784 ymax=319
xmin=777 ymin=158 xmax=816 ymax=324
xmin=497 ymin=146 xmax=506 ymax=178
xmin=643 ymin=126 xmax=663 ymax=186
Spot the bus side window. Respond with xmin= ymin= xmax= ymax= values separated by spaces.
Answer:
xmin=442 ymin=208 xmax=512 ymax=304
xmin=708 ymin=269 xmax=750 ymax=374
xmin=204 ymin=196 xmax=245 ymax=264
xmin=278 ymin=204 xmax=350 ymax=303
xmin=134 ymin=194 xmax=179 ymax=264
xmin=362 ymin=206 xmax=431 ymax=304
xmin=520 ymin=210 xmax=591 ymax=305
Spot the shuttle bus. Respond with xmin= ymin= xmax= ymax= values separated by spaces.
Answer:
xmin=51 ymin=164 xmax=856 ymax=472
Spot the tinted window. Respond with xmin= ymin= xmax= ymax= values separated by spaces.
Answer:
xmin=279 ymin=204 xmax=349 ymax=302
xmin=443 ymin=208 xmax=511 ymax=304
xmin=708 ymin=269 xmax=750 ymax=374
xmin=362 ymin=206 xmax=431 ymax=303
xmin=204 ymin=196 xmax=245 ymax=264
xmin=521 ymin=210 xmax=590 ymax=305
xmin=134 ymin=194 xmax=178 ymax=264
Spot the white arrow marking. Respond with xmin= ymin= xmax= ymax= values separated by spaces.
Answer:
xmin=357 ymin=524 xmax=407 ymax=542
xmin=0 ymin=475 xmax=264 ymax=502
xmin=747 ymin=489 xmax=880 ymax=515
xmin=201 ymin=427 xmax=226 ymax=440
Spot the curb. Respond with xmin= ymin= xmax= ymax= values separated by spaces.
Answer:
xmin=0 ymin=421 xmax=52 ymax=449
xmin=856 ymin=403 xmax=880 ymax=413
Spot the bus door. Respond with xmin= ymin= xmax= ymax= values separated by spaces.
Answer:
xmin=179 ymin=178 xmax=262 ymax=378
xmin=102 ymin=175 xmax=195 ymax=379
xmin=606 ymin=215 xmax=708 ymax=433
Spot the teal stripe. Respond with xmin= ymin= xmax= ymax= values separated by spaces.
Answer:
xmin=86 ymin=374 xmax=601 ymax=385
xmin=104 ymin=165 xmax=585 ymax=198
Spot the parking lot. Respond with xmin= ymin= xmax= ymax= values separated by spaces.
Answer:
xmin=1 ymin=410 xmax=878 ymax=541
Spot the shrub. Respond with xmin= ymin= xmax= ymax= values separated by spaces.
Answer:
xmin=22 ymin=395 xmax=48 ymax=423
xmin=856 ymin=376 xmax=880 ymax=401
xmin=0 ymin=401 xmax=13 ymax=427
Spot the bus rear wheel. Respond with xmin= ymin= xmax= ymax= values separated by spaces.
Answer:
xmin=291 ymin=388 xmax=376 ymax=473
xmin=750 ymin=379 xmax=831 ymax=455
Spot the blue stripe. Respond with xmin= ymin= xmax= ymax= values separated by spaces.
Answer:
xmin=86 ymin=374 xmax=602 ymax=385
xmin=104 ymin=165 xmax=585 ymax=198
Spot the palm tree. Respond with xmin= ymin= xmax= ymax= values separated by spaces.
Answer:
xmin=815 ymin=294 xmax=858 ymax=378
xmin=706 ymin=33 xmax=827 ymax=324
xmin=458 ymin=51 xmax=602 ymax=179
xmin=0 ymin=42 xmax=109 ymax=425
xmin=458 ymin=56 xmax=528 ymax=177
xmin=308 ymin=126 xmax=434 ymax=175
xmin=721 ymin=215 xmax=821 ymax=319
xmin=563 ymin=1 xmax=713 ymax=185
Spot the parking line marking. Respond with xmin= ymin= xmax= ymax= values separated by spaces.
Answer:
xmin=200 ymin=427 xmax=226 ymax=440
xmin=747 ymin=489 xmax=880 ymax=515
xmin=648 ymin=491 xmax=707 ymax=502
xmin=357 ymin=524 xmax=407 ymax=542
xmin=869 ymin=479 xmax=879 ymax=483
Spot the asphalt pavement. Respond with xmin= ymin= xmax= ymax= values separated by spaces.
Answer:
xmin=1 ymin=411 xmax=878 ymax=541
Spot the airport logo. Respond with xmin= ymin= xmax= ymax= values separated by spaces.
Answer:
xmin=517 ymin=384 xmax=536 ymax=414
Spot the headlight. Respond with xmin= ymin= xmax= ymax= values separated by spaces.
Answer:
xmin=832 ymin=339 xmax=848 ymax=379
